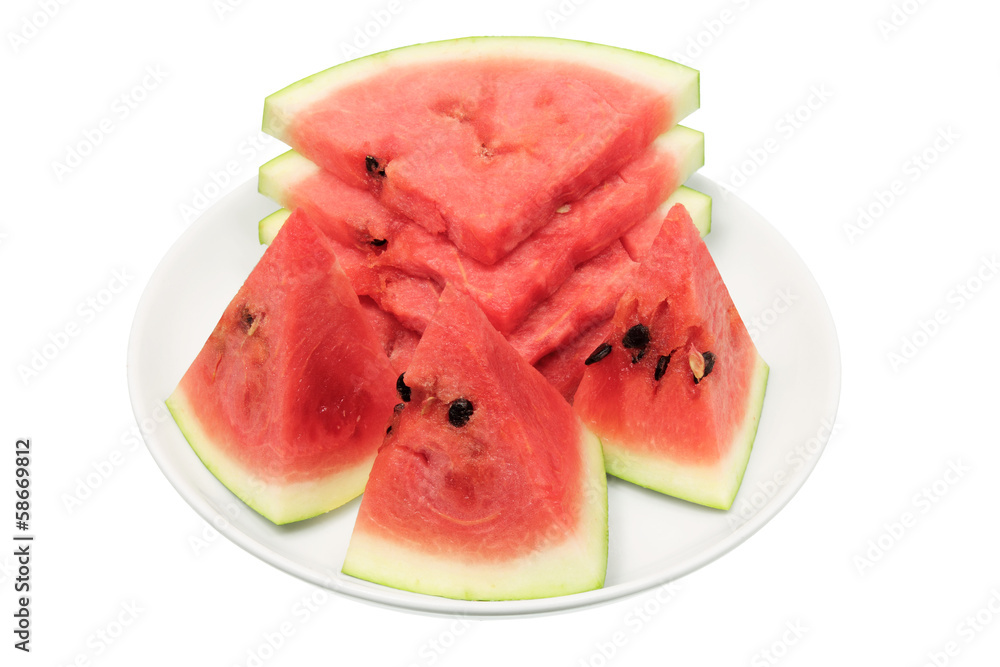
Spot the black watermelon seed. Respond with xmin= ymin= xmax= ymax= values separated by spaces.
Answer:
xmin=622 ymin=324 xmax=650 ymax=350
xmin=694 ymin=352 xmax=717 ymax=385
xmin=448 ymin=398 xmax=474 ymax=427
xmin=239 ymin=308 xmax=254 ymax=331
xmin=654 ymin=354 xmax=671 ymax=381
xmin=365 ymin=155 xmax=386 ymax=177
xmin=386 ymin=425 xmax=392 ymax=434
xmin=702 ymin=352 xmax=716 ymax=378
xmin=370 ymin=238 xmax=388 ymax=247
xmin=631 ymin=349 xmax=646 ymax=364
xmin=396 ymin=374 xmax=411 ymax=402
xmin=585 ymin=342 xmax=613 ymax=365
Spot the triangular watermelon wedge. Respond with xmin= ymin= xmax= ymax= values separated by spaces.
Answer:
xmin=258 ymin=124 xmax=703 ymax=334
xmin=343 ymin=286 xmax=608 ymax=600
xmin=263 ymin=36 xmax=698 ymax=265
xmin=574 ymin=205 xmax=769 ymax=510
xmin=166 ymin=209 xmax=400 ymax=524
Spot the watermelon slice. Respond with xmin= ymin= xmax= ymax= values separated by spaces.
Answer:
xmin=263 ymin=37 xmax=699 ymax=264
xmin=258 ymin=209 xmax=440 ymax=333
xmin=342 ymin=286 xmax=608 ymax=600
xmin=357 ymin=295 xmax=420 ymax=374
xmin=508 ymin=189 xmax=712 ymax=366
xmin=166 ymin=209 xmax=400 ymax=524
xmin=622 ymin=184 xmax=712 ymax=260
xmin=258 ymin=125 xmax=703 ymax=334
xmin=573 ymin=206 xmax=769 ymax=510
xmin=534 ymin=319 xmax=614 ymax=403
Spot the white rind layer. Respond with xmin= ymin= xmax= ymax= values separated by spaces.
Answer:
xmin=602 ymin=353 xmax=769 ymax=510
xmin=166 ymin=386 xmax=375 ymax=525
xmin=651 ymin=125 xmax=704 ymax=192
xmin=263 ymin=36 xmax=699 ymax=141
xmin=661 ymin=187 xmax=712 ymax=237
xmin=257 ymin=151 xmax=318 ymax=203
xmin=341 ymin=421 xmax=608 ymax=601
xmin=257 ymin=209 xmax=292 ymax=245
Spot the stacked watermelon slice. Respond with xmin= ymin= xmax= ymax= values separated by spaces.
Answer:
xmin=166 ymin=37 xmax=768 ymax=601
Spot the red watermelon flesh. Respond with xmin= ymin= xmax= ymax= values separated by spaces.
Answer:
xmin=508 ymin=241 xmax=636 ymax=364
xmin=342 ymin=286 xmax=608 ymax=600
xmin=259 ymin=124 xmax=701 ymax=334
xmin=166 ymin=209 xmax=401 ymax=524
xmin=573 ymin=206 xmax=769 ymax=510
xmin=276 ymin=210 xmax=440 ymax=333
xmin=534 ymin=319 xmax=614 ymax=403
xmin=264 ymin=38 xmax=698 ymax=264
xmin=357 ymin=295 xmax=420 ymax=374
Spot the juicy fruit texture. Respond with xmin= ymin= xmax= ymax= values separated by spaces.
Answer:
xmin=257 ymin=209 xmax=422 ymax=373
xmin=258 ymin=207 xmax=440 ymax=333
xmin=622 ymin=185 xmax=711 ymax=260
xmin=574 ymin=206 xmax=768 ymax=510
xmin=258 ymin=125 xmax=704 ymax=334
xmin=263 ymin=36 xmax=699 ymax=264
xmin=535 ymin=319 xmax=614 ymax=403
xmin=357 ymin=296 xmax=419 ymax=374
xmin=257 ymin=191 xmax=713 ymax=372
xmin=166 ymin=210 xmax=400 ymax=524
xmin=510 ymin=192 xmax=712 ymax=368
xmin=343 ymin=286 xmax=608 ymax=600
xmin=510 ymin=241 xmax=636 ymax=364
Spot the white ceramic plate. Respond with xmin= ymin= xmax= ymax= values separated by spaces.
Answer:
xmin=127 ymin=173 xmax=840 ymax=617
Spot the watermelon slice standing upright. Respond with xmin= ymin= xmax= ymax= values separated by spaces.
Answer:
xmin=166 ymin=209 xmax=400 ymax=524
xmin=263 ymin=36 xmax=699 ymax=264
xmin=343 ymin=286 xmax=608 ymax=600
xmin=574 ymin=205 xmax=769 ymax=510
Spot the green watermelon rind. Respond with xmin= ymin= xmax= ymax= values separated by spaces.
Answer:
xmin=257 ymin=150 xmax=317 ymax=204
xmin=166 ymin=387 xmax=374 ymax=525
xmin=662 ymin=186 xmax=712 ymax=238
xmin=257 ymin=208 xmax=291 ymax=245
xmin=263 ymin=36 xmax=699 ymax=141
xmin=600 ymin=353 xmax=769 ymax=510
xmin=341 ymin=420 xmax=608 ymax=601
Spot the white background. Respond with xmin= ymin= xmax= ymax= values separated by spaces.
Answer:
xmin=2 ymin=0 xmax=998 ymax=665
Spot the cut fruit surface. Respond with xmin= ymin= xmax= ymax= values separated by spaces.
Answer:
xmin=343 ymin=286 xmax=608 ymax=600
xmin=534 ymin=319 xmax=614 ymax=403
xmin=574 ymin=205 xmax=768 ymax=510
xmin=508 ymin=197 xmax=711 ymax=366
xmin=259 ymin=208 xmax=440 ymax=333
xmin=357 ymin=295 xmax=420 ymax=374
xmin=166 ymin=209 xmax=400 ymax=524
xmin=263 ymin=36 xmax=699 ymax=264
xmin=621 ymin=185 xmax=711 ymax=260
xmin=258 ymin=125 xmax=703 ymax=334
